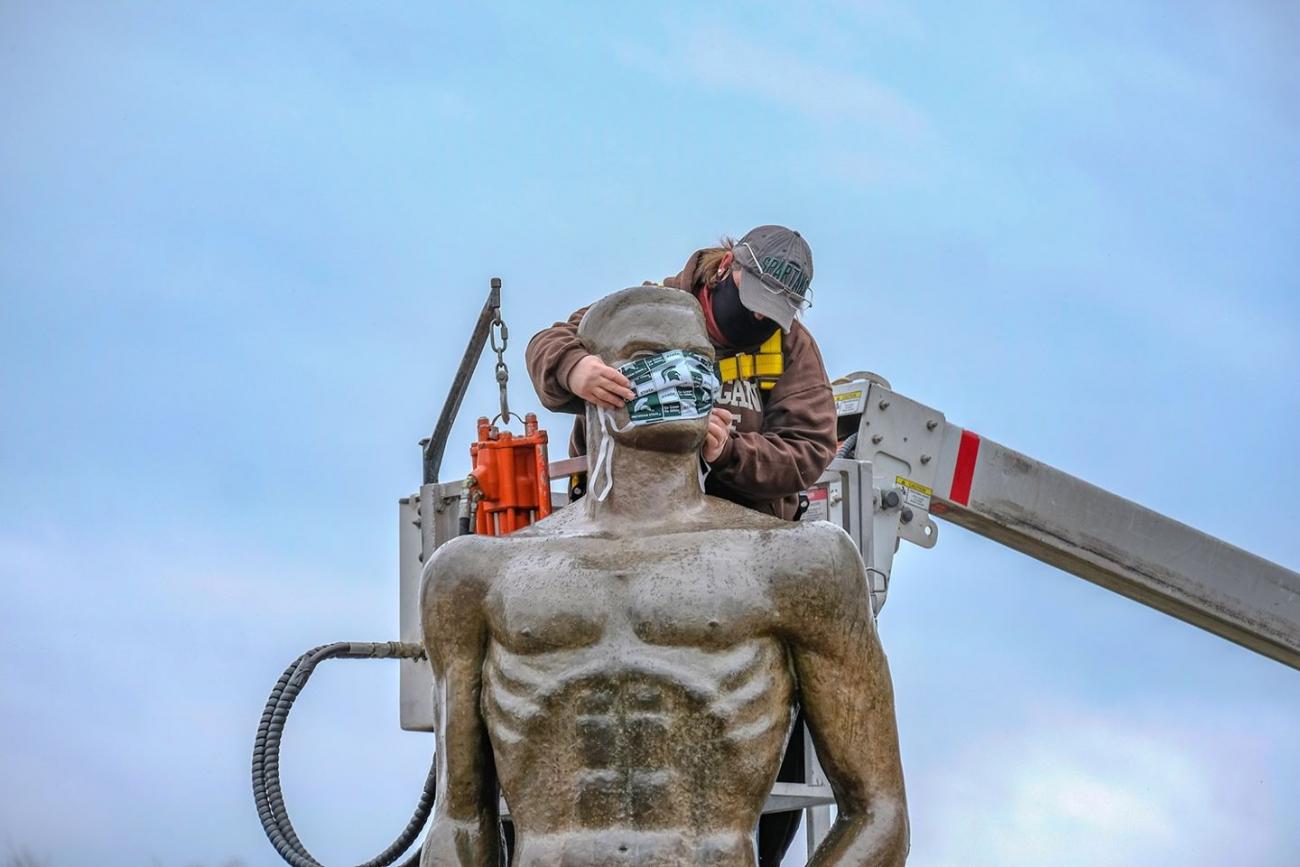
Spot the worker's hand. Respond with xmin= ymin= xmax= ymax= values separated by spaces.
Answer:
xmin=702 ymin=407 xmax=733 ymax=463
xmin=567 ymin=354 xmax=636 ymax=410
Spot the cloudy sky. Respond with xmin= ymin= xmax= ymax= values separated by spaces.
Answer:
xmin=2 ymin=2 xmax=1298 ymax=865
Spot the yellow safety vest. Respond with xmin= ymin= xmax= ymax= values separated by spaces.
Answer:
xmin=716 ymin=331 xmax=784 ymax=391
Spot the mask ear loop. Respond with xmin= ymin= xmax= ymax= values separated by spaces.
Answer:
xmin=695 ymin=369 xmax=721 ymax=495
xmin=592 ymin=356 xmax=718 ymax=503
xmin=591 ymin=404 xmax=634 ymax=502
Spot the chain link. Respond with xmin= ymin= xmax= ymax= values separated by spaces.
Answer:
xmin=490 ymin=310 xmax=511 ymax=424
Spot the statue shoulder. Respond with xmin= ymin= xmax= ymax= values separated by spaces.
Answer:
xmin=801 ymin=521 xmax=868 ymax=587
xmin=705 ymin=507 xmax=855 ymax=558
xmin=769 ymin=517 xmax=859 ymax=558
xmin=420 ymin=534 xmax=500 ymax=604
xmin=767 ymin=522 xmax=871 ymax=632
xmin=699 ymin=496 xmax=791 ymax=531
xmin=420 ymin=535 xmax=501 ymax=658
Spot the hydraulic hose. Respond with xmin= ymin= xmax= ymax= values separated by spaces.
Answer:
xmin=836 ymin=432 xmax=858 ymax=460
xmin=252 ymin=641 xmax=435 ymax=867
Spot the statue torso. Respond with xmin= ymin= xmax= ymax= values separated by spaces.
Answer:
xmin=478 ymin=516 xmax=805 ymax=866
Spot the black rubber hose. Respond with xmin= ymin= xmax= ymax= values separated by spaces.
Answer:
xmin=836 ymin=432 xmax=858 ymax=460
xmin=252 ymin=642 xmax=436 ymax=867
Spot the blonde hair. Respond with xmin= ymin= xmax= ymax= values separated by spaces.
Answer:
xmin=693 ymin=236 xmax=737 ymax=290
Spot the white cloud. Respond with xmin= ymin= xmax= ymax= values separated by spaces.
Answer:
xmin=612 ymin=18 xmax=933 ymax=194
xmin=612 ymin=15 xmax=928 ymax=138
xmin=910 ymin=703 xmax=1296 ymax=866
xmin=688 ymin=35 xmax=920 ymax=134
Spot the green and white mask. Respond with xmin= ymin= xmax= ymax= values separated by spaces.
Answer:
xmin=619 ymin=349 xmax=719 ymax=423
xmin=591 ymin=349 xmax=719 ymax=502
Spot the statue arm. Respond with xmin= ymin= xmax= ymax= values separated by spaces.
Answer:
xmin=419 ymin=540 xmax=500 ymax=867
xmin=784 ymin=529 xmax=909 ymax=867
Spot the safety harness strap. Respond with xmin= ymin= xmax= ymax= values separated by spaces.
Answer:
xmin=716 ymin=330 xmax=784 ymax=391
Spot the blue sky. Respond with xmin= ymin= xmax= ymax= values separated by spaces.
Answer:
xmin=2 ymin=2 xmax=1298 ymax=865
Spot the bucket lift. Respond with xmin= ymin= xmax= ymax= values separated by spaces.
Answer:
xmin=257 ymin=279 xmax=1300 ymax=865
xmin=819 ymin=372 xmax=1300 ymax=666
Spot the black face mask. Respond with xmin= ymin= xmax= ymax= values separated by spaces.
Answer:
xmin=709 ymin=271 xmax=781 ymax=348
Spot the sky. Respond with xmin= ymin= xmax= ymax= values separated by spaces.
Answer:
xmin=2 ymin=1 xmax=1298 ymax=865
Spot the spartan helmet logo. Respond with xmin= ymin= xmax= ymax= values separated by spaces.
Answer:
xmin=616 ymin=350 xmax=719 ymax=425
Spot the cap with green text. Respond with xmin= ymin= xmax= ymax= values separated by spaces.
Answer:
xmin=734 ymin=224 xmax=814 ymax=332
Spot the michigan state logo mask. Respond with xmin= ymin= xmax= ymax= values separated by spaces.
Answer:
xmin=620 ymin=349 xmax=719 ymax=423
xmin=591 ymin=349 xmax=719 ymax=502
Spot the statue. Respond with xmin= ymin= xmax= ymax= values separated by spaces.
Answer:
xmin=420 ymin=286 xmax=909 ymax=866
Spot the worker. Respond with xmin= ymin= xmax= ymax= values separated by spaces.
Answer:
xmin=527 ymin=225 xmax=836 ymax=521
xmin=525 ymin=225 xmax=838 ymax=865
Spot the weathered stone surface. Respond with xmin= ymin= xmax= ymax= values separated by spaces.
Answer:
xmin=421 ymin=286 xmax=908 ymax=866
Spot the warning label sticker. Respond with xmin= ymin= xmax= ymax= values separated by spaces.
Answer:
xmin=834 ymin=389 xmax=865 ymax=416
xmin=802 ymin=484 xmax=830 ymax=523
xmin=896 ymin=476 xmax=932 ymax=511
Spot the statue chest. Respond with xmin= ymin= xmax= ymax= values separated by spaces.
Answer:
xmin=484 ymin=538 xmax=779 ymax=655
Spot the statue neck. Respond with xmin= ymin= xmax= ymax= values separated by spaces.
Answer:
xmin=584 ymin=433 xmax=707 ymax=523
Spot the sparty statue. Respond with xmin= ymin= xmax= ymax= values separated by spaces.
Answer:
xmin=420 ymin=285 xmax=909 ymax=867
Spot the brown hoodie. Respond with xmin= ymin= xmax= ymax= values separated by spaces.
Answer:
xmin=525 ymin=250 xmax=837 ymax=520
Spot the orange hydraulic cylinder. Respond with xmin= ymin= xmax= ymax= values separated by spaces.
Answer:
xmin=468 ymin=413 xmax=551 ymax=536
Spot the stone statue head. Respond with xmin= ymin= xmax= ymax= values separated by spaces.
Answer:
xmin=579 ymin=286 xmax=715 ymax=456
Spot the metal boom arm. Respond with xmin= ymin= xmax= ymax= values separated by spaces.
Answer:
xmin=845 ymin=380 xmax=1300 ymax=669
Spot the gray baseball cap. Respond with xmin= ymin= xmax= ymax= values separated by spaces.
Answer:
xmin=733 ymin=224 xmax=814 ymax=332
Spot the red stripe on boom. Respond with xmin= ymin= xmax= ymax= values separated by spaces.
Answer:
xmin=949 ymin=430 xmax=981 ymax=506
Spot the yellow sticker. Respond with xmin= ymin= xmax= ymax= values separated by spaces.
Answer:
xmin=895 ymin=476 xmax=933 ymax=510
xmin=895 ymin=476 xmax=932 ymax=496
xmin=834 ymin=389 xmax=864 ymax=414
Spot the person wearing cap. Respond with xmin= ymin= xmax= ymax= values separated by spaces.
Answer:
xmin=526 ymin=225 xmax=836 ymax=523
xmin=525 ymin=226 xmax=837 ymax=867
